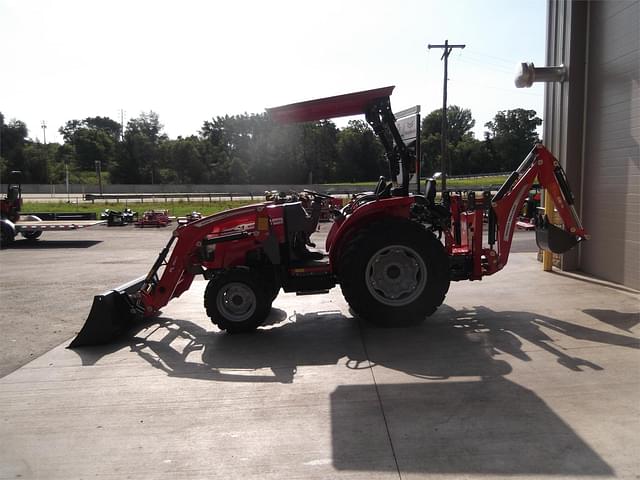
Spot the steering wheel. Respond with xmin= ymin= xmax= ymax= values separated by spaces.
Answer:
xmin=303 ymin=189 xmax=333 ymax=199
xmin=373 ymin=177 xmax=387 ymax=196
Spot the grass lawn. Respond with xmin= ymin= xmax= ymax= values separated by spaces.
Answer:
xmin=22 ymin=200 xmax=255 ymax=218
xmin=21 ymin=175 xmax=510 ymax=216
xmin=446 ymin=175 xmax=508 ymax=189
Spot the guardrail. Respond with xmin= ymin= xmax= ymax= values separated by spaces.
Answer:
xmin=21 ymin=212 xmax=97 ymax=220
xmin=83 ymin=192 xmax=263 ymax=203
xmin=82 ymin=185 xmax=511 ymax=203
xmin=18 ymin=178 xmax=519 ymax=204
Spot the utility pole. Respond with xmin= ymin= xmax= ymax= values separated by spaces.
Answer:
xmin=428 ymin=40 xmax=465 ymax=191
xmin=41 ymin=121 xmax=50 ymax=189
xmin=41 ymin=120 xmax=47 ymax=145
xmin=95 ymin=160 xmax=103 ymax=195
xmin=118 ymin=109 xmax=126 ymax=140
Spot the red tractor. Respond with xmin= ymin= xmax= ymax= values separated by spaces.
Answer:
xmin=135 ymin=210 xmax=171 ymax=228
xmin=1 ymin=171 xmax=23 ymax=228
xmin=1 ymin=171 xmax=42 ymax=245
xmin=70 ymin=86 xmax=588 ymax=347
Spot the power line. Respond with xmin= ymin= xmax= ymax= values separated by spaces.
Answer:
xmin=463 ymin=47 xmax=519 ymax=65
xmin=455 ymin=56 xmax=515 ymax=75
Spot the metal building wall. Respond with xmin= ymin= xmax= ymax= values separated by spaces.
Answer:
xmin=544 ymin=0 xmax=588 ymax=272
xmin=582 ymin=0 xmax=639 ymax=289
xmin=545 ymin=0 xmax=639 ymax=289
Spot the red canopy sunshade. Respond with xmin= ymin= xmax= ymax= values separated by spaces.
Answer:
xmin=266 ymin=86 xmax=395 ymax=124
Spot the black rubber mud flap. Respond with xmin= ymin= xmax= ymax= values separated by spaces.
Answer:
xmin=68 ymin=276 xmax=146 ymax=348
xmin=535 ymin=216 xmax=579 ymax=254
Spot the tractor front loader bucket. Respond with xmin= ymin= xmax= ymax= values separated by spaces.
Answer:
xmin=535 ymin=215 xmax=580 ymax=254
xmin=68 ymin=276 xmax=146 ymax=348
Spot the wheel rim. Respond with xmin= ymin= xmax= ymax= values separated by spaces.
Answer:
xmin=216 ymin=282 xmax=257 ymax=322
xmin=365 ymin=245 xmax=427 ymax=307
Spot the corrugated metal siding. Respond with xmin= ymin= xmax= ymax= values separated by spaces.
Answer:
xmin=581 ymin=0 xmax=640 ymax=289
xmin=543 ymin=0 xmax=587 ymax=271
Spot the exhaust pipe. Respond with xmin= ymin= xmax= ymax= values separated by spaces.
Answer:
xmin=68 ymin=276 xmax=146 ymax=348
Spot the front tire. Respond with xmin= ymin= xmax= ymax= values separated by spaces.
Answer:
xmin=0 ymin=222 xmax=16 ymax=249
xmin=21 ymin=216 xmax=43 ymax=241
xmin=204 ymin=267 xmax=271 ymax=333
xmin=339 ymin=219 xmax=450 ymax=327
xmin=22 ymin=230 xmax=43 ymax=240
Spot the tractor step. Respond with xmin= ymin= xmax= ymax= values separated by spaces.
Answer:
xmin=282 ymin=261 xmax=335 ymax=294
xmin=296 ymin=289 xmax=330 ymax=296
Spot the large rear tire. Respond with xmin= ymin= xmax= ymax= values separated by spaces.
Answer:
xmin=204 ymin=267 xmax=271 ymax=333
xmin=339 ymin=219 xmax=450 ymax=327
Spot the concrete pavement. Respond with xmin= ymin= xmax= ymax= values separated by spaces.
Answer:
xmin=1 ymin=249 xmax=638 ymax=479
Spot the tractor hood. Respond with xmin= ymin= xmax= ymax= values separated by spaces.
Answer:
xmin=267 ymin=86 xmax=395 ymax=123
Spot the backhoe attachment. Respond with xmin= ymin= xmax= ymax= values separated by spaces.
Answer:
xmin=486 ymin=144 xmax=588 ymax=276
xmin=535 ymin=214 xmax=580 ymax=254
xmin=532 ymin=145 xmax=587 ymax=254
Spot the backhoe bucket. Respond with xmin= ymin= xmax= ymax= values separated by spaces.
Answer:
xmin=535 ymin=217 xmax=579 ymax=254
xmin=68 ymin=276 xmax=146 ymax=348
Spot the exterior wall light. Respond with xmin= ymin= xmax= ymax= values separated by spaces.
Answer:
xmin=515 ymin=62 xmax=568 ymax=88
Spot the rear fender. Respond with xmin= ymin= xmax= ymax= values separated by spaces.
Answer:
xmin=327 ymin=196 xmax=415 ymax=267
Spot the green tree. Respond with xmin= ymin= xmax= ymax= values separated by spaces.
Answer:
xmin=162 ymin=136 xmax=209 ymax=184
xmin=420 ymin=106 xmax=478 ymax=175
xmin=58 ymin=119 xmax=83 ymax=144
xmin=72 ymin=128 xmax=116 ymax=170
xmin=450 ymin=137 xmax=493 ymax=175
xmin=111 ymin=111 xmax=166 ymax=184
xmin=484 ymin=108 xmax=542 ymax=171
xmin=83 ymin=116 xmax=121 ymax=140
xmin=336 ymin=120 xmax=385 ymax=182
xmin=200 ymin=116 xmax=233 ymax=183
xmin=1 ymin=114 xmax=29 ymax=180
xmin=229 ymin=157 xmax=249 ymax=184
xmin=20 ymin=142 xmax=51 ymax=183
xmin=300 ymin=121 xmax=339 ymax=184
xmin=58 ymin=116 xmax=121 ymax=175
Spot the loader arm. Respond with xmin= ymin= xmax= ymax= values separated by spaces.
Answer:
xmin=136 ymin=205 xmax=272 ymax=315
xmin=69 ymin=204 xmax=272 ymax=347
xmin=489 ymin=144 xmax=588 ymax=273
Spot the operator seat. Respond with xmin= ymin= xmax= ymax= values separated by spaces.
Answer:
xmin=7 ymin=185 xmax=19 ymax=203
xmin=373 ymin=177 xmax=392 ymax=198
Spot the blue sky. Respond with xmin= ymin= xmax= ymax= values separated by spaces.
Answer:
xmin=1 ymin=0 xmax=546 ymax=143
